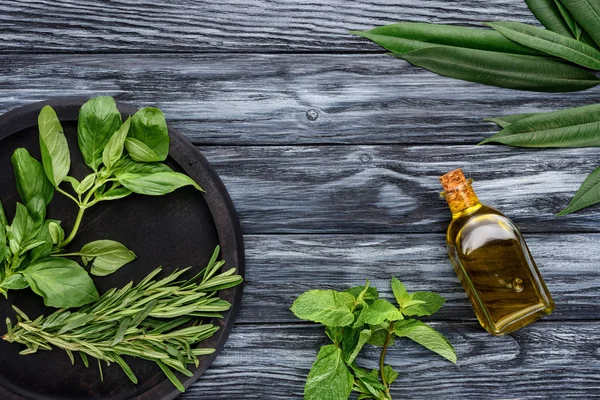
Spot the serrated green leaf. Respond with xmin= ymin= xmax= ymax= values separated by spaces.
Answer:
xmin=383 ymin=365 xmax=399 ymax=386
xmin=561 ymin=0 xmax=600 ymax=47
xmin=402 ymin=292 xmax=445 ymax=317
xmin=38 ymin=106 xmax=71 ymax=186
xmin=350 ymin=364 xmax=386 ymax=398
xmin=394 ymin=319 xmax=457 ymax=363
xmin=78 ymin=96 xmax=122 ymax=171
xmin=291 ymin=290 xmax=356 ymax=327
xmin=487 ymin=21 xmax=600 ymax=70
xmin=304 ymin=345 xmax=353 ymax=400
xmin=397 ymin=46 xmax=600 ymax=92
xmin=480 ymin=103 xmax=600 ymax=147
xmin=524 ymin=0 xmax=576 ymax=37
xmin=362 ymin=299 xmax=403 ymax=325
xmin=342 ymin=328 xmax=371 ymax=364
xmin=557 ymin=166 xmax=600 ymax=215
xmin=351 ymin=23 xmax=541 ymax=55
xmin=391 ymin=277 xmax=410 ymax=307
xmin=346 ymin=284 xmax=379 ymax=305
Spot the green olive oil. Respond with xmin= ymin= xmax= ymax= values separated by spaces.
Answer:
xmin=440 ymin=169 xmax=554 ymax=335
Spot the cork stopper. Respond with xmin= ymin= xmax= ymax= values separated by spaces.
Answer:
xmin=439 ymin=169 xmax=480 ymax=214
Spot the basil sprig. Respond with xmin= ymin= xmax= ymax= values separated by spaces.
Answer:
xmin=0 ymin=97 xmax=204 ymax=308
xmin=292 ymin=278 xmax=456 ymax=400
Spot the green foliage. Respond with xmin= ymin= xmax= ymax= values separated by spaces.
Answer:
xmin=291 ymin=277 xmax=456 ymax=400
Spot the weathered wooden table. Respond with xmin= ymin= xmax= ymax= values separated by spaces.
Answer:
xmin=3 ymin=0 xmax=600 ymax=398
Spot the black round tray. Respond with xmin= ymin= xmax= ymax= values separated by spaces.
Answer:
xmin=0 ymin=98 xmax=244 ymax=400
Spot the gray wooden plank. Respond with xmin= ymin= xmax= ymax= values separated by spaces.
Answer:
xmin=184 ymin=322 xmax=600 ymax=399
xmin=236 ymin=233 xmax=600 ymax=323
xmin=1 ymin=54 xmax=597 ymax=146
xmin=200 ymin=144 xmax=600 ymax=234
xmin=0 ymin=0 xmax=540 ymax=53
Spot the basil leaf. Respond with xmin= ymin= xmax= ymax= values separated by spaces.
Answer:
xmin=116 ymin=172 xmax=203 ymax=196
xmin=30 ymin=220 xmax=57 ymax=263
xmin=76 ymin=240 xmax=136 ymax=277
xmin=397 ymin=47 xmax=600 ymax=92
xmin=22 ymin=257 xmax=99 ymax=308
xmin=351 ymin=23 xmax=541 ymax=55
xmin=78 ymin=96 xmax=122 ymax=171
xmin=113 ymin=157 xmax=173 ymax=175
xmin=484 ymin=112 xmax=541 ymax=128
xmin=125 ymin=108 xmax=169 ymax=162
xmin=1 ymin=274 xmax=29 ymax=290
xmin=557 ymin=166 xmax=600 ymax=215
xmin=0 ymin=200 xmax=7 ymax=228
xmin=38 ymin=106 xmax=71 ymax=186
xmin=361 ymin=299 xmax=403 ymax=325
xmin=480 ymin=103 xmax=600 ymax=146
xmin=524 ymin=0 xmax=576 ymax=37
xmin=561 ymin=0 xmax=600 ymax=47
xmin=290 ymin=289 xmax=356 ymax=327
xmin=96 ymin=187 xmax=132 ymax=202
xmin=102 ymin=117 xmax=131 ymax=170
xmin=487 ymin=21 xmax=600 ymax=70
xmin=391 ymin=276 xmax=410 ymax=307
xmin=11 ymin=148 xmax=54 ymax=206
xmin=8 ymin=203 xmax=33 ymax=254
xmin=77 ymin=174 xmax=96 ymax=195
xmin=394 ymin=319 xmax=457 ymax=363
xmin=401 ymin=292 xmax=446 ymax=317
xmin=48 ymin=221 xmax=64 ymax=245
xmin=25 ymin=195 xmax=46 ymax=233
xmin=304 ymin=345 xmax=353 ymax=400
xmin=0 ymin=201 xmax=6 ymax=265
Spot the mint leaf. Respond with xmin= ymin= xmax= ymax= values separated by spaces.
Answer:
xmin=342 ymin=328 xmax=371 ymax=364
xmin=368 ymin=322 xmax=395 ymax=347
xmin=304 ymin=345 xmax=353 ymax=400
xmin=326 ymin=326 xmax=343 ymax=344
xmin=346 ymin=284 xmax=379 ymax=305
xmin=383 ymin=365 xmax=399 ymax=385
xmin=362 ymin=299 xmax=403 ymax=325
xmin=394 ymin=319 xmax=457 ymax=363
xmin=350 ymin=364 xmax=386 ymax=398
xmin=291 ymin=290 xmax=356 ymax=327
xmin=391 ymin=276 xmax=410 ymax=307
xmin=401 ymin=292 xmax=446 ymax=317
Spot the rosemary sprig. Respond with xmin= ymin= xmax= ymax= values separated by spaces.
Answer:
xmin=2 ymin=245 xmax=243 ymax=392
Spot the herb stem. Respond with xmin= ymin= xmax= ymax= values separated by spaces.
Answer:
xmin=380 ymin=321 xmax=395 ymax=399
xmin=59 ymin=205 xmax=85 ymax=248
xmin=56 ymin=186 xmax=80 ymax=205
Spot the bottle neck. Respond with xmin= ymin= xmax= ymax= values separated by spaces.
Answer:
xmin=443 ymin=182 xmax=481 ymax=217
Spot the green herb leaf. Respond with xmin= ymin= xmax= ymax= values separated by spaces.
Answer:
xmin=397 ymin=46 xmax=600 ymax=92
xmin=290 ymin=289 xmax=356 ymax=327
xmin=0 ymin=201 xmax=6 ymax=265
xmin=38 ymin=105 xmax=71 ymax=186
xmin=113 ymin=158 xmax=173 ymax=175
xmin=304 ymin=345 xmax=353 ymax=400
xmin=1 ymin=274 xmax=29 ymax=290
xmin=480 ymin=103 xmax=600 ymax=147
xmin=346 ymin=285 xmax=379 ymax=305
xmin=77 ymin=174 xmax=96 ymax=195
xmin=394 ymin=319 xmax=456 ymax=363
xmin=350 ymin=364 xmax=386 ymax=398
xmin=8 ymin=203 xmax=33 ymax=254
xmin=487 ymin=21 xmax=600 ymax=70
xmin=557 ymin=166 xmax=600 ymax=215
xmin=116 ymin=172 xmax=203 ymax=196
xmin=96 ymin=187 xmax=133 ymax=202
xmin=25 ymin=195 xmax=46 ymax=233
xmin=30 ymin=220 xmax=59 ymax=263
xmin=102 ymin=117 xmax=131 ymax=170
xmin=524 ymin=0 xmax=577 ymax=37
xmin=0 ymin=200 xmax=7 ymax=228
xmin=78 ymin=96 xmax=122 ymax=171
xmin=351 ymin=22 xmax=542 ymax=55
xmin=361 ymin=299 xmax=403 ymax=325
xmin=383 ymin=365 xmax=399 ymax=386
xmin=554 ymin=0 xmax=582 ymax=39
xmin=75 ymin=240 xmax=136 ymax=276
xmin=11 ymin=148 xmax=54 ymax=206
xmin=391 ymin=277 xmax=410 ymax=307
xmin=369 ymin=323 xmax=395 ymax=347
xmin=342 ymin=328 xmax=371 ymax=364
xmin=401 ymin=292 xmax=446 ymax=317
xmin=48 ymin=222 xmax=64 ymax=245
xmin=484 ymin=112 xmax=541 ymax=128
xmin=126 ymin=108 xmax=170 ymax=162
xmin=22 ymin=257 xmax=99 ymax=308
xmin=560 ymin=0 xmax=600 ymax=47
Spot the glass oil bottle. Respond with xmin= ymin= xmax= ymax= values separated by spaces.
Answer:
xmin=440 ymin=169 xmax=554 ymax=335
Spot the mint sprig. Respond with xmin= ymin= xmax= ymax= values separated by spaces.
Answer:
xmin=291 ymin=278 xmax=456 ymax=400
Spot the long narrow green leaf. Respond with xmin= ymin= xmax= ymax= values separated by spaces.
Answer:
xmin=484 ymin=112 xmax=541 ymax=128
xmin=558 ymin=167 xmax=600 ymax=215
xmin=480 ymin=103 xmax=600 ymax=146
xmin=524 ymin=0 xmax=575 ymax=37
xmin=561 ymin=0 xmax=600 ymax=46
xmin=350 ymin=22 xmax=541 ymax=55
xmin=397 ymin=46 xmax=600 ymax=92
xmin=487 ymin=21 xmax=600 ymax=70
xmin=554 ymin=0 xmax=582 ymax=38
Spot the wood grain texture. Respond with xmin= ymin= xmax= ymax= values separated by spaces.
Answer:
xmin=235 ymin=233 xmax=600 ymax=323
xmin=200 ymin=144 xmax=600 ymax=234
xmin=0 ymin=0 xmax=540 ymax=53
xmin=1 ymin=54 xmax=598 ymax=146
xmin=183 ymin=322 xmax=600 ymax=399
